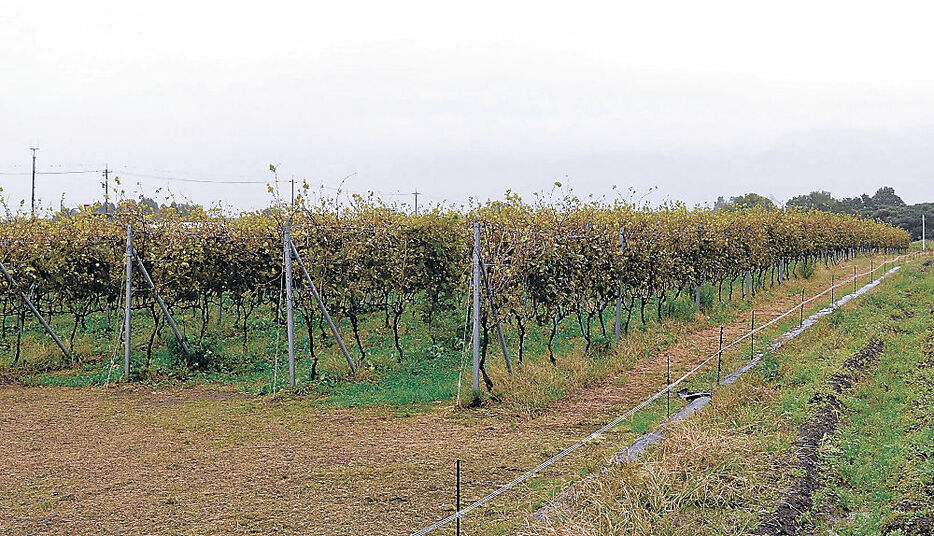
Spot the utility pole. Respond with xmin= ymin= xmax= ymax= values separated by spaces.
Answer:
xmin=102 ymin=165 xmax=110 ymax=211
xmin=29 ymin=147 xmax=38 ymax=218
xmin=290 ymin=175 xmax=295 ymax=208
xmin=413 ymin=189 xmax=420 ymax=215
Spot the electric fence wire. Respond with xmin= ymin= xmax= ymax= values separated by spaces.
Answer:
xmin=410 ymin=251 xmax=921 ymax=536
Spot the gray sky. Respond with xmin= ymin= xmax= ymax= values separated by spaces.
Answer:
xmin=3 ymin=1 xmax=934 ymax=213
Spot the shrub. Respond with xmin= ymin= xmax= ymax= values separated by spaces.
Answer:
xmin=797 ymin=259 xmax=816 ymax=279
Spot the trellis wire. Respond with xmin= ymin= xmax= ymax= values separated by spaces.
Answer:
xmin=410 ymin=252 xmax=918 ymax=536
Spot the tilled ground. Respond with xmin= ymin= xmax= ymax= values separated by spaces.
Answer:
xmin=756 ymin=340 xmax=884 ymax=535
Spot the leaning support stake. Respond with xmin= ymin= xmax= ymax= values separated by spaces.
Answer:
xmin=132 ymin=248 xmax=191 ymax=356
xmin=478 ymin=254 xmax=512 ymax=374
xmin=0 ymin=261 xmax=71 ymax=360
xmin=289 ymin=240 xmax=356 ymax=374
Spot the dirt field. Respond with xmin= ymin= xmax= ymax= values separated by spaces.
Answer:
xmin=0 ymin=264 xmax=881 ymax=535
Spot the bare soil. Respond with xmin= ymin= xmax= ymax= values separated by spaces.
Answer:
xmin=0 ymin=266 xmax=871 ymax=535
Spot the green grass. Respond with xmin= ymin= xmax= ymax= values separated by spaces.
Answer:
xmin=525 ymin=258 xmax=934 ymax=535
xmin=0 ymin=254 xmax=902 ymax=411
xmin=807 ymin=266 xmax=934 ymax=535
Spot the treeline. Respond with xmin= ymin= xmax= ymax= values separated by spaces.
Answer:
xmin=717 ymin=186 xmax=931 ymax=241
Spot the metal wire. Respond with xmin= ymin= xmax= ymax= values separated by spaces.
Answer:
xmin=409 ymin=253 xmax=917 ymax=536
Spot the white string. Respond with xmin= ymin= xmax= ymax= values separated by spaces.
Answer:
xmin=410 ymin=255 xmax=916 ymax=536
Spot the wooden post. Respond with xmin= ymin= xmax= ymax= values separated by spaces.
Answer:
xmin=666 ymin=352 xmax=671 ymax=419
xmin=478 ymin=254 xmax=512 ymax=374
xmin=716 ymin=325 xmax=724 ymax=384
xmin=289 ymin=241 xmax=356 ymax=373
xmin=472 ymin=223 xmax=481 ymax=393
xmin=750 ymin=310 xmax=755 ymax=358
xmin=283 ymin=221 xmax=296 ymax=386
xmin=799 ymin=289 xmax=805 ymax=327
xmin=131 ymin=248 xmax=190 ymax=356
xmin=0 ymin=262 xmax=71 ymax=360
xmin=456 ymin=459 xmax=461 ymax=536
xmin=124 ymin=224 xmax=132 ymax=379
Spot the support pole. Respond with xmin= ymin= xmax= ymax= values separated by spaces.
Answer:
xmin=800 ymin=289 xmax=805 ymax=327
xmin=125 ymin=225 xmax=132 ymax=378
xmin=923 ymin=214 xmax=926 ymax=251
xmin=455 ymin=459 xmax=461 ymax=536
xmin=853 ymin=265 xmax=857 ymax=293
xmin=831 ymin=275 xmax=835 ymax=305
xmin=289 ymin=240 xmax=356 ymax=373
xmin=132 ymin=248 xmax=190 ymax=356
xmin=478 ymin=254 xmax=512 ymax=374
xmin=666 ymin=352 xmax=671 ymax=419
xmin=0 ymin=261 xmax=71 ymax=360
xmin=750 ymin=310 xmax=756 ymax=358
xmin=283 ymin=221 xmax=296 ymax=386
xmin=472 ymin=223 xmax=481 ymax=393
xmin=716 ymin=325 xmax=723 ymax=384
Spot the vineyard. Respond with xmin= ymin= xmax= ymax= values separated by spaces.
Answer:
xmin=0 ymin=197 xmax=910 ymax=396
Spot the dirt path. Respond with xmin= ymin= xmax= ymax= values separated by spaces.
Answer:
xmin=0 ymin=259 xmax=882 ymax=535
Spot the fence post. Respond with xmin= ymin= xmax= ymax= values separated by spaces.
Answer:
xmin=614 ymin=227 xmax=625 ymax=341
xmin=853 ymin=265 xmax=857 ymax=293
xmin=750 ymin=310 xmax=755 ymax=358
xmin=455 ymin=459 xmax=461 ymax=536
xmin=799 ymin=289 xmax=805 ymax=327
xmin=870 ymin=259 xmax=873 ymax=282
xmin=831 ymin=275 xmax=835 ymax=305
xmin=283 ymin=221 xmax=296 ymax=386
xmin=666 ymin=352 xmax=671 ymax=419
xmin=125 ymin=224 xmax=132 ymax=379
xmin=472 ymin=223 xmax=481 ymax=393
xmin=717 ymin=325 xmax=723 ymax=384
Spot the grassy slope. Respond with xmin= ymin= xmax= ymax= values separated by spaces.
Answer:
xmin=525 ymin=258 xmax=934 ymax=535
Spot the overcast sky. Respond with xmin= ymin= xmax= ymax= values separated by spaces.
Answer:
xmin=2 ymin=1 xmax=934 ymax=213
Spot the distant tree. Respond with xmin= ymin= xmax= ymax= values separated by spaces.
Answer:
xmin=726 ymin=193 xmax=775 ymax=210
xmin=870 ymin=186 xmax=905 ymax=208
xmin=786 ymin=190 xmax=837 ymax=211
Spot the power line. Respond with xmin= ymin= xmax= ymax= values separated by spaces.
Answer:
xmin=118 ymin=170 xmax=268 ymax=184
xmin=0 ymin=170 xmax=102 ymax=176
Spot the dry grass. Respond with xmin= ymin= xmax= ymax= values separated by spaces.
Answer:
xmin=523 ymin=381 xmax=792 ymax=536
